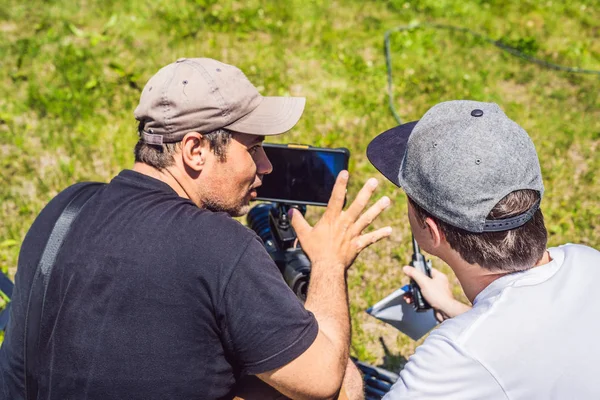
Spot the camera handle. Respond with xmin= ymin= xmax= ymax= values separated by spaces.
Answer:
xmin=269 ymin=203 xmax=306 ymax=250
xmin=409 ymin=235 xmax=433 ymax=312
xmin=265 ymin=203 xmax=310 ymax=301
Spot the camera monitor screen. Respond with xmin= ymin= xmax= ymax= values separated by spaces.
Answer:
xmin=255 ymin=144 xmax=350 ymax=206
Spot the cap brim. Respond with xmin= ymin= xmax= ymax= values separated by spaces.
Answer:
xmin=366 ymin=121 xmax=418 ymax=187
xmin=224 ymin=96 xmax=306 ymax=136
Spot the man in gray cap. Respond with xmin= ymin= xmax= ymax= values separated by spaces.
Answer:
xmin=0 ymin=58 xmax=392 ymax=399
xmin=367 ymin=100 xmax=600 ymax=399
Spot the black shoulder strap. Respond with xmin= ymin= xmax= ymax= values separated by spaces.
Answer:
xmin=23 ymin=182 xmax=105 ymax=400
xmin=0 ymin=272 xmax=14 ymax=331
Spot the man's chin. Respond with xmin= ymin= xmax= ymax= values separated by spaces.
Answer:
xmin=228 ymin=204 xmax=251 ymax=218
xmin=202 ymin=196 xmax=252 ymax=218
xmin=230 ymin=194 xmax=254 ymax=217
xmin=208 ymin=202 xmax=251 ymax=218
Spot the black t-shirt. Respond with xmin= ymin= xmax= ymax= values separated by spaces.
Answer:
xmin=0 ymin=170 xmax=318 ymax=400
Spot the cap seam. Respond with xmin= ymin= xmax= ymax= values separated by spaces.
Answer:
xmin=185 ymin=59 xmax=231 ymax=125
xmin=160 ymin=63 xmax=180 ymax=135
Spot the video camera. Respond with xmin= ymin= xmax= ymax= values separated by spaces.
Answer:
xmin=246 ymin=143 xmax=349 ymax=301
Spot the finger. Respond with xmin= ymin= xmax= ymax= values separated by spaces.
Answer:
xmin=289 ymin=208 xmax=312 ymax=240
xmin=403 ymin=265 xmax=432 ymax=288
xmin=403 ymin=294 xmax=413 ymax=304
xmin=351 ymin=196 xmax=391 ymax=236
xmin=430 ymin=267 xmax=444 ymax=278
xmin=355 ymin=226 xmax=392 ymax=251
xmin=324 ymin=170 xmax=349 ymax=219
xmin=429 ymin=267 xmax=450 ymax=284
xmin=435 ymin=311 xmax=444 ymax=323
xmin=344 ymin=178 xmax=379 ymax=222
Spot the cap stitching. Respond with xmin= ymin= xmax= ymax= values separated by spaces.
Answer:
xmin=160 ymin=63 xmax=181 ymax=135
xmin=185 ymin=60 xmax=230 ymax=123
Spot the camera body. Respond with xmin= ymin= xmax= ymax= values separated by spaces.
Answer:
xmin=247 ymin=203 xmax=311 ymax=301
xmin=247 ymin=143 xmax=350 ymax=301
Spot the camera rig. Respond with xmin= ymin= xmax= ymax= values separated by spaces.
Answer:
xmin=247 ymin=202 xmax=311 ymax=302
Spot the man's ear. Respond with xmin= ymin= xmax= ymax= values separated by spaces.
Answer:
xmin=424 ymin=217 xmax=444 ymax=248
xmin=180 ymin=132 xmax=209 ymax=171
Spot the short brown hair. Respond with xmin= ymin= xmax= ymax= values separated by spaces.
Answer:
xmin=409 ymin=190 xmax=547 ymax=272
xmin=134 ymin=125 xmax=233 ymax=170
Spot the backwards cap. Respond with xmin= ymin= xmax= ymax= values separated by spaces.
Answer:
xmin=367 ymin=100 xmax=544 ymax=233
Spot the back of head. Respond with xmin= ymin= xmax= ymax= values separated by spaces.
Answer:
xmin=368 ymin=100 xmax=548 ymax=271
xmin=409 ymin=190 xmax=547 ymax=272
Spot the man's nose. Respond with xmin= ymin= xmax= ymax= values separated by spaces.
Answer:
xmin=256 ymin=147 xmax=273 ymax=175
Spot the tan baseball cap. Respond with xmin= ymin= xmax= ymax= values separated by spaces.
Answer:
xmin=134 ymin=58 xmax=306 ymax=144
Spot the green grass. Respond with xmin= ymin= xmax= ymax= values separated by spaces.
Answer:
xmin=1 ymin=0 xmax=599 ymax=368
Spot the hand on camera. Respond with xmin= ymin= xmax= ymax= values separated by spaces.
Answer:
xmin=289 ymin=171 xmax=392 ymax=271
xmin=403 ymin=265 xmax=471 ymax=322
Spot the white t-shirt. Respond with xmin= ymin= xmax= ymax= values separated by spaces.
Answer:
xmin=384 ymin=244 xmax=600 ymax=400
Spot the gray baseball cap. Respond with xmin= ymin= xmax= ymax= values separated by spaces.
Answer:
xmin=367 ymin=100 xmax=544 ymax=233
xmin=134 ymin=58 xmax=306 ymax=144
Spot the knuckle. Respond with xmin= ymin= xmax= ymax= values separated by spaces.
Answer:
xmin=353 ymin=238 xmax=362 ymax=250
xmin=367 ymin=213 xmax=376 ymax=225
xmin=361 ymin=211 xmax=374 ymax=223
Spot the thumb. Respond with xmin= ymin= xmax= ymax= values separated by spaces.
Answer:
xmin=403 ymin=265 xmax=431 ymax=287
xmin=289 ymin=208 xmax=312 ymax=239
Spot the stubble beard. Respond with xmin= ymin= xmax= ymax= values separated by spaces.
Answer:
xmin=202 ymin=195 xmax=251 ymax=217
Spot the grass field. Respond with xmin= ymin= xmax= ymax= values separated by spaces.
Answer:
xmin=1 ymin=0 xmax=599 ymax=367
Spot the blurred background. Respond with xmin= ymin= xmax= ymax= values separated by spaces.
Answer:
xmin=1 ymin=0 xmax=598 ymax=369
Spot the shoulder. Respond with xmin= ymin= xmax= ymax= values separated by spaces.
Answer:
xmin=18 ymin=182 xmax=106 ymax=281
xmin=161 ymin=199 xmax=259 ymax=244
xmin=167 ymin=205 xmax=266 ymax=275
xmin=556 ymin=243 xmax=600 ymax=260
xmin=46 ymin=182 xmax=104 ymax=211
xmin=24 ymin=182 xmax=104 ymax=240
xmin=547 ymin=244 xmax=600 ymax=278
xmin=186 ymin=208 xmax=259 ymax=246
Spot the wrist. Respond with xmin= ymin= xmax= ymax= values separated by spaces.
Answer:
xmin=310 ymin=260 xmax=346 ymax=273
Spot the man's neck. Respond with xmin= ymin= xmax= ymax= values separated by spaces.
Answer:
xmin=132 ymin=162 xmax=192 ymax=201
xmin=442 ymin=248 xmax=553 ymax=304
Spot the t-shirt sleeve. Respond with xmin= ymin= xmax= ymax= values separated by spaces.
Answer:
xmin=383 ymin=333 xmax=508 ymax=400
xmin=220 ymin=236 xmax=318 ymax=375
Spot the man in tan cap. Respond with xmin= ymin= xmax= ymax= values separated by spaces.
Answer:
xmin=0 ymin=58 xmax=391 ymax=400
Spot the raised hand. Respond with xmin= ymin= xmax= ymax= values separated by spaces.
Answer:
xmin=289 ymin=170 xmax=392 ymax=270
